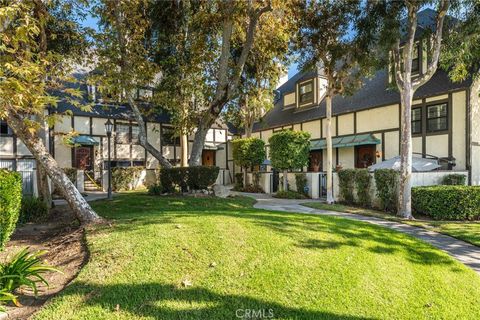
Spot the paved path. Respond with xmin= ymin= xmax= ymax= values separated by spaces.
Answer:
xmin=53 ymin=191 xmax=109 ymax=206
xmin=235 ymin=192 xmax=480 ymax=275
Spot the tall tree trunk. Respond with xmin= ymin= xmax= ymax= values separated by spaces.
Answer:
xmin=126 ymin=98 xmax=172 ymax=169
xmin=7 ymin=112 xmax=103 ymax=224
xmin=35 ymin=115 xmax=52 ymax=209
xmin=283 ymin=169 xmax=288 ymax=191
xmin=180 ymin=133 xmax=188 ymax=167
xmin=398 ymin=87 xmax=414 ymax=219
xmin=326 ymin=94 xmax=334 ymax=204
xmin=189 ymin=113 xmax=216 ymax=166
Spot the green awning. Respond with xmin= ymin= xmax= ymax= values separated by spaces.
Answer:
xmin=69 ymin=135 xmax=99 ymax=146
xmin=310 ymin=133 xmax=380 ymax=150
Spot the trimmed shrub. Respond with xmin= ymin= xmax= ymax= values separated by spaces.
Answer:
xmin=441 ymin=174 xmax=466 ymax=185
xmin=112 ymin=166 xmax=144 ymax=191
xmin=355 ymin=169 xmax=371 ymax=207
xmin=274 ymin=190 xmax=307 ymax=199
xmin=148 ymin=183 xmax=163 ymax=195
xmin=374 ymin=169 xmax=398 ymax=212
xmin=234 ymin=172 xmax=244 ymax=191
xmin=337 ymin=169 xmax=356 ymax=204
xmin=19 ymin=197 xmax=48 ymax=223
xmin=412 ymin=186 xmax=480 ymax=220
xmin=243 ymin=184 xmax=264 ymax=193
xmin=187 ymin=166 xmax=219 ymax=190
xmin=295 ymin=173 xmax=308 ymax=196
xmin=160 ymin=166 xmax=219 ymax=193
xmin=0 ymin=169 xmax=22 ymax=251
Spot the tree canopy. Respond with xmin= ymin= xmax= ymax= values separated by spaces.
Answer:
xmin=232 ymin=137 xmax=266 ymax=169
xmin=268 ymin=130 xmax=311 ymax=171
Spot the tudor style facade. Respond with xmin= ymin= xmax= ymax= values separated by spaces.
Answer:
xmin=245 ymin=65 xmax=478 ymax=185
xmin=0 ymin=78 xmax=234 ymax=194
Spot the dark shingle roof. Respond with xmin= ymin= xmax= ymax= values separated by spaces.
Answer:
xmin=253 ymin=68 xmax=471 ymax=132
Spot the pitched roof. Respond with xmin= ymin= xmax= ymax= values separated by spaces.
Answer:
xmin=253 ymin=68 xmax=471 ymax=132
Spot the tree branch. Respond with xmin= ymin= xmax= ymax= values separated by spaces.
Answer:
xmin=227 ymin=1 xmax=272 ymax=100
xmin=412 ymin=0 xmax=449 ymax=89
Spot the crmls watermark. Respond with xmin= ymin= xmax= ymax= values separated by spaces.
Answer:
xmin=235 ymin=308 xmax=274 ymax=319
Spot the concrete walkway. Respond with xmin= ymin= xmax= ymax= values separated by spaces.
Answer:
xmin=53 ymin=191 xmax=109 ymax=206
xmin=235 ymin=192 xmax=480 ymax=275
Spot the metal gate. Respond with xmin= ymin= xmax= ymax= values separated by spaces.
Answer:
xmin=318 ymin=172 xmax=327 ymax=198
xmin=271 ymin=169 xmax=279 ymax=193
xmin=0 ymin=159 xmax=35 ymax=196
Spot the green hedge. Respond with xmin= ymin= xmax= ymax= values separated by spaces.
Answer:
xmin=441 ymin=174 xmax=466 ymax=185
xmin=374 ymin=169 xmax=398 ymax=212
xmin=412 ymin=186 xmax=480 ymax=220
xmin=159 ymin=166 xmax=219 ymax=193
xmin=19 ymin=196 xmax=48 ymax=223
xmin=112 ymin=167 xmax=144 ymax=191
xmin=0 ymin=170 xmax=22 ymax=250
xmin=337 ymin=169 xmax=356 ymax=204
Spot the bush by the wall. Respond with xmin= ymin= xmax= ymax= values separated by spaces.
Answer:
xmin=441 ymin=174 xmax=466 ymax=185
xmin=374 ymin=169 xmax=398 ymax=212
xmin=355 ymin=169 xmax=371 ymax=207
xmin=412 ymin=186 xmax=480 ymax=220
xmin=148 ymin=183 xmax=163 ymax=195
xmin=295 ymin=173 xmax=308 ymax=196
xmin=160 ymin=166 xmax=219 ymax=193
xmin=19 ymin=197 xmax=48 ymax=223
xmin=112 ymin=166 xmax=144 ymax=191
xmin=234 ymin=172 xmax=244 ymax=191
xmin=187 ymin=166 xmax=219 ymax=190
xmin=337 ymin=169 xmax=356 ymax=204
xmin=0 ymin=170 xmax=22 ymax=250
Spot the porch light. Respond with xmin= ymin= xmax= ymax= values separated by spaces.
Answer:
xmin=104 ymin=118 xmax=113 ymax=136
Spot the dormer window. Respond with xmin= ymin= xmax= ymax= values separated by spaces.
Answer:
xmin=299 ymin=80 xmax=314 ymax=104
xmin=412 ymin=44 xmax=420 ymax=73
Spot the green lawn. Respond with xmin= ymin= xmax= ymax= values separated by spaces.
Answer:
xmin=303 ymin=202 xmax=480 ymax=247
xmin=35 ymin=194 xmax=480 ymax=319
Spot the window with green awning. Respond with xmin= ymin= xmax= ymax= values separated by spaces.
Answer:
xmin=310 ymin=133 xmax=380 ymax=150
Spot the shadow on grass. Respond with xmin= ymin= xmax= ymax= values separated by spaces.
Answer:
xmin=59 ymin=282 xmax=377 ymax=320
xmin=91 ymin=195 xmax=459 ymax=269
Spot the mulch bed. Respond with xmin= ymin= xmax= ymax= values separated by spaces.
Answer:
xmin=0 ymin=206 xmax=87 ymax=320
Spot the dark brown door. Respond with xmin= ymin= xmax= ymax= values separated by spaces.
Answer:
xmin=308 ymin=150 xmax=322 ymax=172
xmin=355 ymin=145 xmax=376 ymax=168
xmin=75 ymin=146 xmax=93 ymax=170
xmin=202 ymin=150 xmax=215 ymax=166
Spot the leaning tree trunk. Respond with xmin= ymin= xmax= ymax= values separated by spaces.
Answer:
xmin=325 ymin=94 xmax=334 ymax=204
xmin=127 ymin=97 xmax=172 ymax=169
xmin=189 ymin=113 xmax=216 ymax=166
xmin=7 ymin=112 xmax=103 ymax=224
xmin=35 ymin=115 xmax=52 ymax=210
xmin=398 ymin=86 xmax=414 ymax=219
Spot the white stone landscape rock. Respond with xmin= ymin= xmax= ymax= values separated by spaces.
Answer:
xmin=213 ymin=184 xmax=230 ymax=198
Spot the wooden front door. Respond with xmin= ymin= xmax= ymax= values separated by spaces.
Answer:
xmin=308 ymin=150 xmax=323 ymax=172
xmin=355 ymin=145 xmax=376 ymax=168
xmin=75 ymin=146 xmax=93 ymax=170
xmin=202 ymin=150 xmax=215 ymax=166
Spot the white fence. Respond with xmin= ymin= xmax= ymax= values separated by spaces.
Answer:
xmin=247 ymin=170 xmax=469 ymax=202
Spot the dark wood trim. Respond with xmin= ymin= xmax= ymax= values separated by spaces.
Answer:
xmin=353 ymin=112 xmax=357 ymax=134
xmin=89 ymin=116 xmax=93 ymax=135
xmin=421 ymin=98 xmax=427 ymax=157
xmin=466 ymin=88 xmax=472 ymax=185
xmin=12 ymin=135 xmax=17 ymax=171
xmin=335 ymin=148 xmax=339 ymax=166
xmin=71 ymin=116 xmax=75 ymax=167
xmin=252 ymin=88 xmax=469 ymax=134
xmin=381 ymin=132 xmax=385 ymax=161
xmin=447 ymin=93 xmax=453 ymax=160
xmin=159 ymin=123 xmax=163 ymax=156
xmin=113 ymin=119 xmax=117 ymax=159
xmin=309 ymin=127 xmax=398 ymax=142
xmin=335 ymin=116 xmax=338 ymax=136
xmin=320 ymin=118 xmax=323 ymax=138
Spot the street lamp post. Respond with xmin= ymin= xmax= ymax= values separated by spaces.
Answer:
xmin=105 ymin=119 xmax=113 ymax=200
